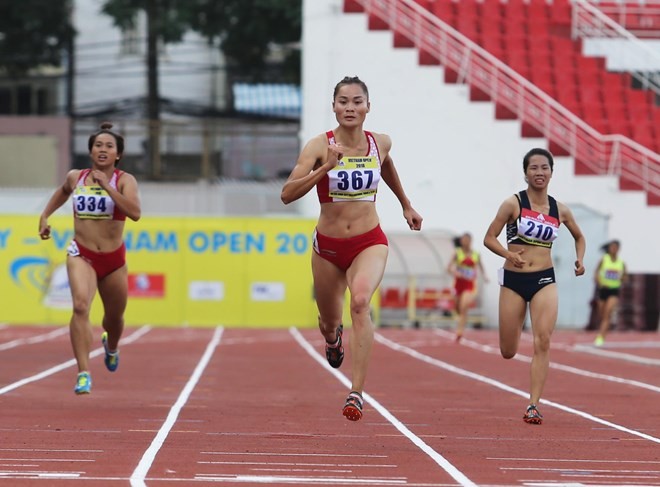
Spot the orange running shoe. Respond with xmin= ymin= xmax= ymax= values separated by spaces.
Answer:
xmin=343 ymin=391 xmax=363 ymax=421
xmin=523 ymin=404 xmax=543 ymax=425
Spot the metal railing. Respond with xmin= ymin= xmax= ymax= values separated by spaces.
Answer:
xmin=350 ymin=0 xmax=660 ymax=204
xmin=582 ymin=0 xmax=660 ymax=39
xmin=573 ymin=0 xmax=660 ymax=93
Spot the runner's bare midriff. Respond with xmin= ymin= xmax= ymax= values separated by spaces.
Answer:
xmin=74 ymin=219 xmax=125 ymax=252
xmin=503 ymin=243 xmax=553 ymax=272
xmin=317 ymin=201 xmax=380 ymax=238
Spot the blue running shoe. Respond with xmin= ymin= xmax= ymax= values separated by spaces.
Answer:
xmin=102 ymin=332 xmax=119 ymax=372
xmin=74 ymin=371 xmax=92 ymax=395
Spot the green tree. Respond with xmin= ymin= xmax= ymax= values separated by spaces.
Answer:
xmin=0 ymin=0 xmax=75 ymax=76
xmin=187 ymin=0 xmax=302 ymax=81
xmin=101 ymin=0 xmax=301 ymax=178
xmin=102 ymin=0 xmax=301 ymax=80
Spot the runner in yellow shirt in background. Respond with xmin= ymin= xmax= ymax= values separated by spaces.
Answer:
xmin=594 ymin=240 xmax=626 ymax=346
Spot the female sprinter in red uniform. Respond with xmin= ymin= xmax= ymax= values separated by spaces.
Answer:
xmin=281 ymin=76 xmax=423 ymax=421
xmin=484 ymin=148 xmax=585 ymax=424
xmin=39 ymin=122 xmax=141 ymax=395
xmin=447 ymin=232 xmax=488 ymax=342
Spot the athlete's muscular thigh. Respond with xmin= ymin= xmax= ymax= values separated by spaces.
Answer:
xmin=312 ymin=252 xmax=347 ymax=322
xmin=346 ymin=245 xmax=388 ymax=301
xmin=67 ymin=255 xmax=98 ymax=311
xmin=98 ymin=266 xmax=128 ymax=321
xmin=528 ymin=284 xmax=558 ymax=352
xmin=499 ymin=286 xmax=527 ymax=358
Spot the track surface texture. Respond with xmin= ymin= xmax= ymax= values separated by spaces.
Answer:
xmin=0 ymin=324 xmax=658 ymax=486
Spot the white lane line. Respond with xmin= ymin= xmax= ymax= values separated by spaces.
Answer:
xmin=521 ymin=332 xmax=660 ymax=365
xmin=0 ymin=326 xmax=152 ymax=395
xmin=457 ymin=436 xmax=622 ymax=443
xmin=0 ymin=449 xmax=102 ymax=453
xmin=129 ymin=326 xmax=223 ymax=487
xmin=198 ymin=461 xmax=397 ymax=468
xmin=252 ymin=468 xmax=355 ymax=473
xmin=526 ymin=479 xmax=658 ymax=483
xmin=0 ymin=458 xmax=92 ymax=462
xmin=503 ymin=467 xmax=660 ymax=474
xmin=571 ymin=344 xmax=660 ymax=367
xmin=0 ymin=327 xmax=68 ymax=351
xmin=201 ymin=452 xmax=388 ymax=458
xmin=489 ymin=457 xmax=660 ymax=464
xmin=521 ymin=483 xmax=626 ymax=487
xmin=290 ymin=327 xmax=477 ymax=487
xmin=0 ymin=472 xmax=81 ymax=479
xmin=433 ymin=329 xmax=660 ymax=393
xmin=195 ymin=474 xmax=408 ymax=484
xmin=582 ymin=341 xmax=660 ymax=349
xmin=521 ymin=483 xmax=587 ymax=487
xmin=376 ymin=333 xmax=660 ymax=445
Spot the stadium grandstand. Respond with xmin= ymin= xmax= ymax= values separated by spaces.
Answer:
xmin=301 ymin=0 xmax=659 ymax=330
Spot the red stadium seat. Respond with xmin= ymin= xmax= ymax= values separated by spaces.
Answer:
xmin=601 ymin=71 xmax=627 ymax=92
xmin=588 ymin=118 xmax=611 ymax=134
xmin=503 ymin=46 xmax=529 ymax=64
xmin=528 ymin=50 xmax=553 ymax=72
xmin=415 ymin=288 xmax=442 ymax=310
xmin=456 ymin=0 xmax=479 ymax=18
xmin=502 ymin=32 xmax=528 ymax=52
xmin=576 ymin=57 xmax=606 ymax=75
xmin=576 ymin=62 xmax=601 ymax=82
xmin=556 ymin=85 xmax=580 ymax=105
xmin=455 ymin=16 xmax=480 ymax=40
xmin=529 ymin=65 xmax=555 ymax=87
xmin=532 ymin=76 xmax=556 ymax=98
xmin=557 ymin=103 xmax=582 ymax=120
xmin=480 ymin=1 xmax=504 ymax=22
xmin=431 ymin=0 xmax=454 ymax=24
xmin=631 ymin=123 xmax=656 ymax=150
xmin=480 ymin=34 xmax=504 ymax=56
xmin=550 ymin=0 xmax=572 ymax=26
xmin=579 ymin=86 xmax=603 ymax=105
xmin=503 ymin=0 xmax=528 ymax=19
xmin=554 ymin=68 xmax=578 ymax=88
xmin=527 ymin=2 xmax=551 ymax=22
xmin=582 ymin=102 xmax=607 ymax=124
xmin=628 ymin=103 xmax=653 ymax=122
xmin=624 ymin=88 xmax=654 ymax=106
xmin=527 ymin=34 xmax=552 ymax=54
xmin=608 ymin=118 xmax=633 ymax=137
xmin=502 ymin=14 xmax=528 ymax=35
xmin=381 ymin=287 xmax=407 ymax=309
xmin=549 ymin=37 xmax=580 ymax=56
xmin=413 ymin=0 xmax=432 ymax=12
xmin=480 ymin=22 xmax=504 ymax=44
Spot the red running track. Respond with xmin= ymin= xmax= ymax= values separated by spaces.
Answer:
xmin=0 ymin=323 xmax=659 ymax=486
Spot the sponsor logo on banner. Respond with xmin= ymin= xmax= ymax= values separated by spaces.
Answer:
xmin=128 ymin=273 xmax=165 ymax=298
xmin=43 ymin=263 xmax=72 ymax=309
xmin=189 ymin=281 xmax=224 ymax=301
xmin=250 ymin=282 xmax=285 ymax=302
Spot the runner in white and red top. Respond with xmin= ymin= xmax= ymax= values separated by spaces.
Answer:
xmin=39 ymin=122 xmax=141 ymax=396
xmin=281 ymin=76 xmax=423 ymax=421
